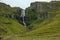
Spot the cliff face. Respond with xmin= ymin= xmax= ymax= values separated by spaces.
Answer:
xmin=25 ymin=1 xmax=58 ymax=26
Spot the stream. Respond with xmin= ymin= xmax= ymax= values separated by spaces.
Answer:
xmin=21 ymin=9 xmax=27 ymax=27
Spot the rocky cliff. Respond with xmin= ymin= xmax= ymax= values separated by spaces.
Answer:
xmin=25 ymin=1 xmax=59 ymax=26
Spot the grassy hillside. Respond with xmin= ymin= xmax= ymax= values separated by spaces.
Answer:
xmin=0 ymin=16 xmax=27 ymax=36
xmin=4 ymin=11 xmax=60 ymax=39
xmin=0 ymin=2 xmax=27 ymax=37
xmin=0 ymin=2 xmax=22 ymax=15
xmin=24 ymin=1 xmax=60 ymax=37
xmin=24 ymin=14 xmax=60 ymax=37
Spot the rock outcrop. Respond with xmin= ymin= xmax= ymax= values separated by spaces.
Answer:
xmin=25 ymin=1 xmax=58 ymax=25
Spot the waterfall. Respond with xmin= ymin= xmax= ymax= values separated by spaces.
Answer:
xmin=21 ymin=9 xmax=26 ymax=27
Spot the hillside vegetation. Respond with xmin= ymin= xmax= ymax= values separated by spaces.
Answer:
xmin=0 ymin=2 xmax=22 ymax=15
xmin=0 ymin=2 xmax=26 ymax=37
xmin=24 ymin=1 xmax=60 ymax=37
xmin=0 ymin=1 xmax=60 ymax=40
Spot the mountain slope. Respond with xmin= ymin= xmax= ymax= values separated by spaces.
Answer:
xmin=24 ymin=1 xmax=60 ymax=37
xmin=0 ymin=1 xmax=60 ymax=40
xmin=0 ymin=16 xmax=27 ymax=36
xmin=0 ymin=3 xmax=27 ymax=36
xmin=24 ymin=11 xmax=60 ymax=37
xmin=0 ymin=2 xmax=22 ymax=15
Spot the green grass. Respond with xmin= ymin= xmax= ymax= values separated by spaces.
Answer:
xmin=23 ymin=11 xmax=60 ymax=37
xmin=0 ymin=16 xmax=27 ymax=36
xmin=4 ymin=37 xmax=60 ymax=40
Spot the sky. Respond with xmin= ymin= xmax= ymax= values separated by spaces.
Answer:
xmin=0 ymin=0 xmax=51 ymax=9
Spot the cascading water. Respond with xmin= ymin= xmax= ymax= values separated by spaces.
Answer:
xmin=21 ymin=9 xmax=26 ymax=27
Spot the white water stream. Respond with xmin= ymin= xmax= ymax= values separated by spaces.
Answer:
xmin=21 ymin=9 xmax=26 ymax=27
